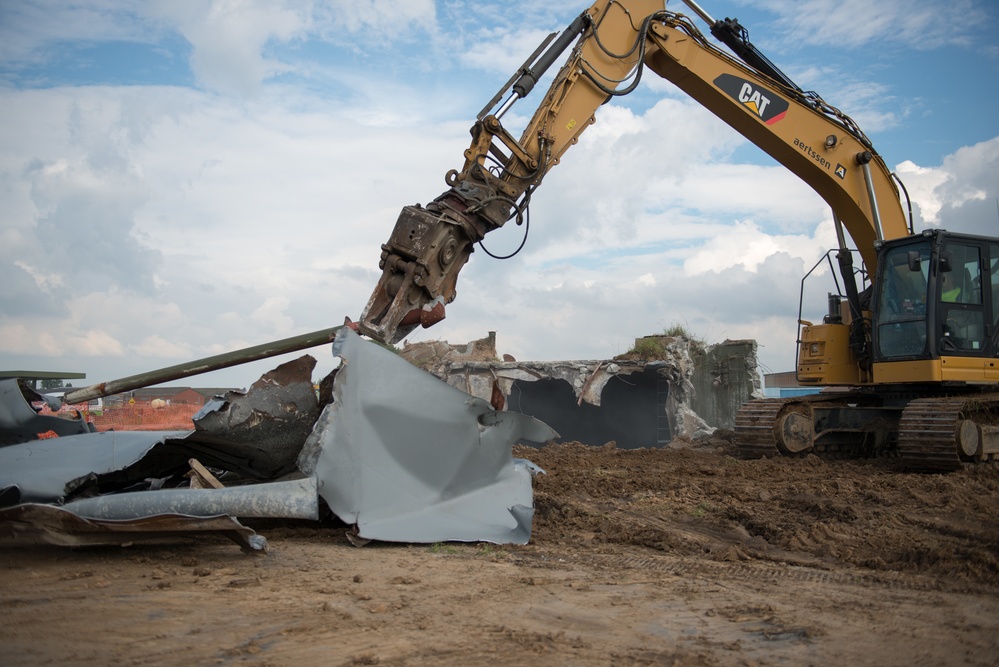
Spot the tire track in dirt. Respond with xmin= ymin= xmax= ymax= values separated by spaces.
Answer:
xmin=534 ymin=550 xmax=994 ymax=595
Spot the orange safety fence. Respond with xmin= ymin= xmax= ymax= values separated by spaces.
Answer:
xmin=38 ymin=403 xmax=204 ymax=432
xmin=91 ymin=404 xmax=203 ymax=431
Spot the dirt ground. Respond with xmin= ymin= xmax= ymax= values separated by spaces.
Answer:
xmin=3 ymin=435 xmax=998 ymax=666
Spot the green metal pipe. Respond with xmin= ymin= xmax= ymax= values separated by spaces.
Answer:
xmin=62 ymin=325 xmax=344 ymax=405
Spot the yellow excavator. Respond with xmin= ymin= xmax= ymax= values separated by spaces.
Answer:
xmin=358 ymin=0 xmax=999 ymax=471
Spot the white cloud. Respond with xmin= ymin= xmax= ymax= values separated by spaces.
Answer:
xmin=250 ymin=296 xmax=295 ymax=336
xmin=635 ymin=273 xmax=656 ymax=287
xmin=1 ymin=0 xmax=439 ymax=96
xmin=148 ymin=1 xmax=309 ymax=95
xmin=458 ymin=27 xmax=559 ymax=76
xmin=14 ymin=260 xmax=64 ymax=292
xmin=131 ymin=335 xmax=192 ymax=359
xmin=759 ymin=0 xmax=987 ymax=50
xmin=896 ymin=137 xmax=999 ymax=236
xmin=0 ymin=0 xmax=159 ymax=64
xmin=0 ymin=82 xmax=466 ymax=383
xmin=894 ymin=160 xmax=952 ymax=227
xmin=312 ymin=0 xmax=436 ymax=36
xmin=65 ymin=329 xmax=125 ymax=357
xmin=681 ymin=219 xmax=830 ymax=276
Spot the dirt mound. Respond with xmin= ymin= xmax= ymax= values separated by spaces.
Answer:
xmin=519 ymin=441 xmax=999 ymax=587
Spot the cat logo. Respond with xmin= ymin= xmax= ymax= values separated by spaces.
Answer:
xmin=714 ymin=74 xmax=789 ymax=125
xmin=835 ymin=164 xmax=847 ymax=179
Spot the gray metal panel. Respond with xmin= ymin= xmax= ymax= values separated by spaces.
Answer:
xmin=301 ymin=328 xmax=554 ymax=545
xmin=0 ymin=429 xmax=191 ymax=504
xmin=0 ymin=379 xmax=91 ymax=446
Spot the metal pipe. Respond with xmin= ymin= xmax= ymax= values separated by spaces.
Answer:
xmin=63 ymin=325 xmax=344 ymax=405
xmin=832 ymin=211 xmax=848 ymax=251
xmin=832 ymin=210 xmax=862 ymax=320
xmin=510 ymin=13 xmax=589 ymax=100
xmin=678 ymin=0 xmax=716 ymax=25
xmin=62 ymin=477 xmax=319 ymax=521
xmin=477 ymin=32 xmax=557 ymax=120
xmin=859 ymin=158 xmax=884 ymax=241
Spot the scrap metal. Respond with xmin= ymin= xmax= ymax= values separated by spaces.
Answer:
xmin=0 ymin=503 xmax=267 ymax=552
xmin=0 ymin=379 xmax=93 ymax=446
xmin=298 ymin=328 xmax=554 ymax=545
xmin=0 ymin=327 xmax=553 ymax=551
xmin=192 ymin=355 xmax=320 ymax=478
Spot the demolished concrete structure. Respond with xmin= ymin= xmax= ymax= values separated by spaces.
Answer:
xmin=401 ymin=332 xmax=762 ymax=449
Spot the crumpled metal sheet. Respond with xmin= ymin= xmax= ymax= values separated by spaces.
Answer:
xmin=0 ymin=503 xmax=267 ymax=552
xmin=298 ymin=328 xmax=554 ymax=545
xmin=0 ymin=429 xmax=192 ymax=506
xmin=193 ymin=355 xmax=320 ymax=477
xmin=0 ymin=435 xmax=315 ymax=550
xmin=0 ymin=376 xmax=301 ymax=549
xmin=0 ymin=330 xmax=555 ymax=550
xmin=0 ymin=379 xmax=93 ymax=446
xmin=0 ymin=425 xmax=325 ymax=510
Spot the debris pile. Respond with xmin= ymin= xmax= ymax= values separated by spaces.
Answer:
xmin=401 ymin=333 xmax=762 ymax=448
xmin=0 ymin=329 xmax=552 ymax=552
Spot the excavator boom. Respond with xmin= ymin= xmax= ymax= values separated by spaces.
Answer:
xmin=358 ymin=0 xmax=907 ymax=345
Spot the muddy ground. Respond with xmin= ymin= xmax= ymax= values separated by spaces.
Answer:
xmin=3 ymin=435 xmax=998 ymax=666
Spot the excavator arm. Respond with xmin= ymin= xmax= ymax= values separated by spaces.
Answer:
xmin=357 ymin=0 xmax=909 ymax=345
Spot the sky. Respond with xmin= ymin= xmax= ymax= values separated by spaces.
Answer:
xmin=1 ymin=0 xmax=997 ymax=391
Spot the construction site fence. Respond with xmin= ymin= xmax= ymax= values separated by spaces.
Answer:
xmin=76 ymin=404 xmax=203 ymax=432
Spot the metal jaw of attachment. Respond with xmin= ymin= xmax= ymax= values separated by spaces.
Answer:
xmin=358 ymin=147 xmax=517 ymax=344
xmin=357 ymin=201 xmax=478 ymax=344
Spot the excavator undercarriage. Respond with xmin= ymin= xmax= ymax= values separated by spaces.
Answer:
xmin=735 ymin=390 xmax=999 ymax=471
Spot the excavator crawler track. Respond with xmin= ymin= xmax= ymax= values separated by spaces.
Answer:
xmin=897 ymin=393 xmax=999 ymax=473
xmin=733 ymin=398 xmax=787 ymax=459
xmin=733 ymin=394 xmax=884 ymax=460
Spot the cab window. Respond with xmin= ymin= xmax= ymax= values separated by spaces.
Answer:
xmin=938 ymin=243 xmax=986 ymax=354
xmin=876 ymin=243 xmax=930 ymax=358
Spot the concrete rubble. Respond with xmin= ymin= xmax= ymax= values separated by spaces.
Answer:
xmin=401 ymin=331 xmax=762 ymax=449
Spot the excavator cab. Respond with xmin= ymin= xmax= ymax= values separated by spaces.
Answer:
xmin=872 ymin=229 xmax=999 ymax=382
xmin=783 ymin=229 xmax=998 ymax=470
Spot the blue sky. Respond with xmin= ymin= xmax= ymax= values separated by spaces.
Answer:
xmin=1 ymin=0 xmax=997 ymax=389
